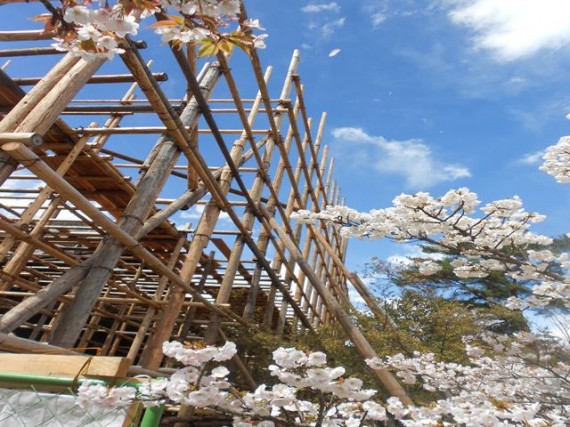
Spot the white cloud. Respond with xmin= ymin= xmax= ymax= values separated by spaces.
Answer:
xmin=386 ymin=244 xmax=446 ymax=266
xmin=320 ymin=17 xmax=345 ymax=37
xmin=331 ymin=127 xmax=470 ymax=188
xmin=518 ymin=150 xmax=545 ymax=165
xmin=301 ymin=2 xmax=340 ymax=13
xmin=448 ymin=0 xmax=570 ymax=61
xmin=507 ymin=76 xmax=527 ymax=86
xmin=179 ymin=205 xmax=230 ymax=221
xmin=348 ymin=286 xmax=368 ymax=312
xmin=371 ymin=12 xmax=387 ymax=27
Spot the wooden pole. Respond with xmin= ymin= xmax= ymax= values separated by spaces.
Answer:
xmin=242 ymin=103 xmax=299 ymax=321
xmin=140 ymin=65 xmax=274 ymax=370
xmin=309 ymin=227 xmax=398 ymax=328
xmin=139 ymin=137 xmax=268 ymax=237
xmin=0 ymin=55 xmax=103 ymax=184
xmin=202 ymin=51 xmax=301 ymax=345
xmin=0 ymin=129 xmax=93 ymax=281
xmin=260 ymin=206 xmax=413 ymax=406
xmin=0 ymin=142 xmax=247 ymax=333
xmin=0 ymin=132 xmax=43 ymax=147
xmin=127 ymin=238 xmax=185 ymax=363
xmin=47 ymin=64 xmax=223 ymax=348
xmin=12 ymin=72 xmax=167 ymax=85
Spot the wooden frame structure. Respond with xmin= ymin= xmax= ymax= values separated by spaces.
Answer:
xmin=0 ymin=4 xmax=349 ymax=365
xmin=0 ymin=2 xmax=414 ymax=412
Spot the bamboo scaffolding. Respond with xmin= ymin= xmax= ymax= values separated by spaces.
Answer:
xmin=46 ymin=63 xmax=223 ymax=348
xmin=0 ymin=4 xmax=414 ymax=415
xmin=260 ymin=207 xmax=413 ymax=405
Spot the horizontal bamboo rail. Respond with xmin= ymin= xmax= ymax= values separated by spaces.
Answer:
xmin=0 ymin=132 xmax=43 ymax=147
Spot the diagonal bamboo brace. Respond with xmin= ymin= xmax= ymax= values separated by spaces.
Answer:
xmin=259 ymin=205 xmax=413 ymax=406
xmin=0 ymin=141 xmax=248 ymax=332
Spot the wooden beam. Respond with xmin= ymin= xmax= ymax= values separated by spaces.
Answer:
xmin=260 ymin=206 xmax=413 ymax=406
xmin=0 ymin=142 xmax=247 ymax=333
xmin=0 ymin=132 xmax=43 ymax=147
xmin=12 ymin=72 xmax=167 ymax=85
xmin=0 ymin=354 xmax=131 ymax=379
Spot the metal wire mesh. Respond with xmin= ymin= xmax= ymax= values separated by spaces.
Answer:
xmin=0 ymin=386 xmax=137 ymax=427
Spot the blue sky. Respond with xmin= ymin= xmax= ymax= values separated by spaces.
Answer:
xmin=2 ymin=1 xmax=570 ymax=273
xmin=246 ymin=0 xmax=570 ymax=269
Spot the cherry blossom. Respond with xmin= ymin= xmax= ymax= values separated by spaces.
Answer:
xmin=77 ymin=341 xmax=388 ymax=426
xmin=35 ymin=0 xmax=267 ymax=60
xmin=541 ymin=136 xmax=570 ymax=183
xmin=367 ymin=333 xmax=570 ymax=426
xmin=292 ymin=188 xmax=570 ymax=308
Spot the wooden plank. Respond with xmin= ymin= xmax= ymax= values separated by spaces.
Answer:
xmin=0 ymin=354 xmax=131 ymax=379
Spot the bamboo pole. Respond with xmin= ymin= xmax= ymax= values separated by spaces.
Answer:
xmin=292 ymin=145 xmax=330 ymax=330
xmin=0 ymin=142 xmax=247 ymax=333
xmin=242 ymin=102 xmax=299 ymax=321
xmin=260 ymin=109 xmax=311 ymax=328
xmin=47 ymin=64 xmax=223 ymax=348
xmin=0 ymin=54 xmax=92 ymax=185
xmin=0 ymin=40 xmax=147 ymax=56
xmin=139 ymin=65 xmax=274 ymax=371
xmin=127 ymin=238 xmax=185 ymax=363
xmin=79 ymin=127 xmax=268 ymax=135
xmin=0 ymin=30 xmax=56 ymax=41
xmin=13 ymin=72 xmax=167 ymax=85
xmin=309 ymin=227 xmax=398 ymax=328
xmin=260 ymin=206 xmax=413 ymax=405
xmin=0 ymin=196 xmax=66 ymax=290
xmin=139 ymin=137 xmax=268 ymax=237
xmin=0 ymin=132 xmax=43 ymax=146
xmin=118 ymin=39 xmax=226 ymax=208
xmin=202 ymin=50 xmax=301 ymax=345
xmin=150 ymin=48 xmax=312 ymax=330
xmin=177 ymin=250 xmax=216 ymax=341
xmin=0 ymin=129 xmax=92 ymax=275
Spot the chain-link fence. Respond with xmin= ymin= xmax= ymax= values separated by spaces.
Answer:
xmin=0 ymin=374 xmax=163 ymax=427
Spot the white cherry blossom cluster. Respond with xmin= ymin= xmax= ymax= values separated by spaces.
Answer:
xmin=76 ymin=380 xmax=136 ymax=409
xmin=540 ymin=136 xmax=570 ymax=183
xmin=40 ymin=0 xmax=266 ymax=60
xmin=162 ymin=0 xmax=241 ymax=17
xmin=367 ymin=333 xmax=570 ymax=426
xmin=77 ymin=337 xmax=570 ymax=426
xmin=76 ymin=341 xmax=393 ymax=426
xmin=53 ymin=4 xmax=142 ymax=60
xmin=293 ymin=188 xmax=570 ymax=308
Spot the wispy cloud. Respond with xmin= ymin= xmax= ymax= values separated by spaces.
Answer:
xmin=370 ymin=12 xmax=387 ymax=27
xmin=387 ymin=244 xmax=445 ymax=266
xmin=179 ymin=205 xmax=230 ymax=221
xmin=448 ymin=0 xmax=570 ymax=61
xmin=518 ymin=151 xmax=545 ymax=165
xmin=331 ymin=127 xmax=470 ymax=189
xmin=301 ymin=2 xmax=340 ymax=13
xmin=320 ymin=17 xmax=345 ymax=37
